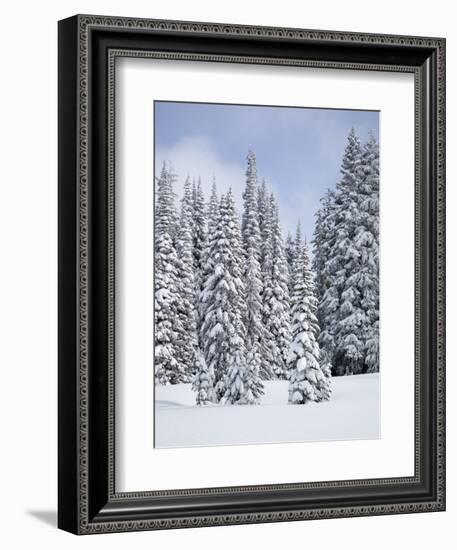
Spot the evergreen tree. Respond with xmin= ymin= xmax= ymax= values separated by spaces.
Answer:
xmin=154 ymin=164 xmax=183 ymax=384
xmin=245 ymin=346 xmax=265 ymax=401
xmin=175 ymin=176 xmax=199 ymax=380
xmin=358 ymin=134 xmax=380 ymax=372
xmin=294 ymin=221 xmax=303 ymax=256
xmin=313 ymin=129 xmax=379 ymax=376
xmin=221 ymin=344 xmax=264 ymax=405
xmin=199 ymin=177 xmax=218 ymax=328
xmin=285 ymin=222 xmax=302 ymax=293
xmin=257 ymin=178 xmax=269 ymax=241
xmin=241 ymin=151 xmax=258 ymax=238
xmin=241 ymin=151 xmax=267 ymax=381
xmin=259 ymin=187 xmax=276 ymax=379
xmin=313 ymin=189 xmax=340 ymax=376
xmin=192 ymin=177 xmax=208 ymax=317
xmin=332 ymin=129 xmax=368 ymax=375
xmin=287 ymin=242 xmax=331 ymax=403
xmin=285 ymin=231 xmax=294 ymax=274
xmin=155 ymin=162 xmax=178 ymax=238
xmin=313 ymin=130 xmax=380 ymax=376
xmin=200 ymin=190 xmax=249 ymax=401
xmin=313 ymin=189 xmax=335 ymax=303
xmin=207 ymin=176 xmax=219 ymax=236
xmin=264 ymin=193 xmax=291 ymax=379
xmin=192 ymin=351 xmax=216 ymax=405
xmin=192 ymin=176 xmax=197 ymax=210
xmin=313 ymin=197 xmax=336 ymax=385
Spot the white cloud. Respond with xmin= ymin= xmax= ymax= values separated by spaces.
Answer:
xmin=155 ymin=136 xmax=317 ymax=244
xmin=156 ymin=136 xmax=246 ymax=215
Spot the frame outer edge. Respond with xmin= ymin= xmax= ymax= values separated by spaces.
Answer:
xmin=435 ymin=37 xmax=445 ymax=511
xmin=58 ymin=15 xmax=80 ymax=535
xmin=65 ymin=14 xmax=446 ymax=534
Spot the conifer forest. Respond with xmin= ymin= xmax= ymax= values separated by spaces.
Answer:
xmin=154 ymin=119 xmax=380 ymax=448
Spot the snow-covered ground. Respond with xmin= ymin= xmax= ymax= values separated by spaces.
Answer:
xmin=155 ymin=373 xmax=380 ymax=448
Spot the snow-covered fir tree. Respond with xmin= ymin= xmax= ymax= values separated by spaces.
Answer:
xmin=207 ymin=176 xmax=219 ymax=236
xmin=219 ymin=189 xmax=264 ymax=404
xmin=241 ymin=151 xmax=259 ymax=242
xmin=155 ymin=162 xmax=178 ymax=237
xmin=221 ymin=343 xmax=264 ymax=405
xmin=293 ymin=222 xmax=303 ymax=270
xmin=285 ymin=231 xmax=295 ymax=274
xmin=245 ymin=346 xmax=265 ymax=401
xmin=174 ymin=176 xmax=199 ymax=380
xmin=285 ymin=222 xmax=302 ymax=293
xmin=358 ymin=133 xmax=380 ymax=372
xmin=332 ymin=129 xmax=368 ymax=375
xmin=313 ymin=189 xmax=334 ymax=303
xmin=257 ymin=178 xmax=269 ymax=241
xmin=198 ymin=177 xmax=218 ymax=328
xmin=192 ymin=177 xmax=208 ymax=284
xmin=313 ymin=129 xmax=380 ymax=376
xmin=192 ymin=177 xmax=208 ymax=336
xmin=192 ymin=351 xmax=215 ymax=405
xmin=200 ymin=190 xmax=252 ymax=402
xmin=258 ymin=185 xmax=276 ymax=379
xmin=313 ymin=189 xmax=340 ymax=376
xmin=263 ymin=193 xmax=291 ymax=379
xmin=241 ymin=151 xmax=268 ymax=381
xmin=287 ymin=241 xmax=331 ymax=403
xmin=154 ymin=163 xmax=184 ymax=384
xmin=294 ymin=221 xmax=303 ymax=255
xmin=309 ymin=237 xmax=332 ymax=400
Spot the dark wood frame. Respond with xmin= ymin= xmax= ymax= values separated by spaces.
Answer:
xmin=58 ymin=14 xmax=446 ymax=535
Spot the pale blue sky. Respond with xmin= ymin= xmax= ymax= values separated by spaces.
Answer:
xmin=155 ymin=101 xmax=379 ymax=241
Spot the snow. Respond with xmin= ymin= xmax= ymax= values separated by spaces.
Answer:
xmin=155 ymin=373 xmax=380 ymax=448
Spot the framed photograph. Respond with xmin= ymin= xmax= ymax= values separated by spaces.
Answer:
xmin=58 ymin=14 xmax=446 ymax=534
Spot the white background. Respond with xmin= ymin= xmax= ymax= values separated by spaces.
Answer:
xmin=116 ymin=59 xmax=414 ymax=491
xmin=0 ymin=1 xmax=454 ymax=549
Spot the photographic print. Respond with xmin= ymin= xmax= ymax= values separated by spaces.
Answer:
xmin=154 ymin=101 xmax=380 ymax=449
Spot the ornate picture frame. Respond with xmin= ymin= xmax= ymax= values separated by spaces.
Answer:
xmin=58 ymin=14 xmax=445 ymax=534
